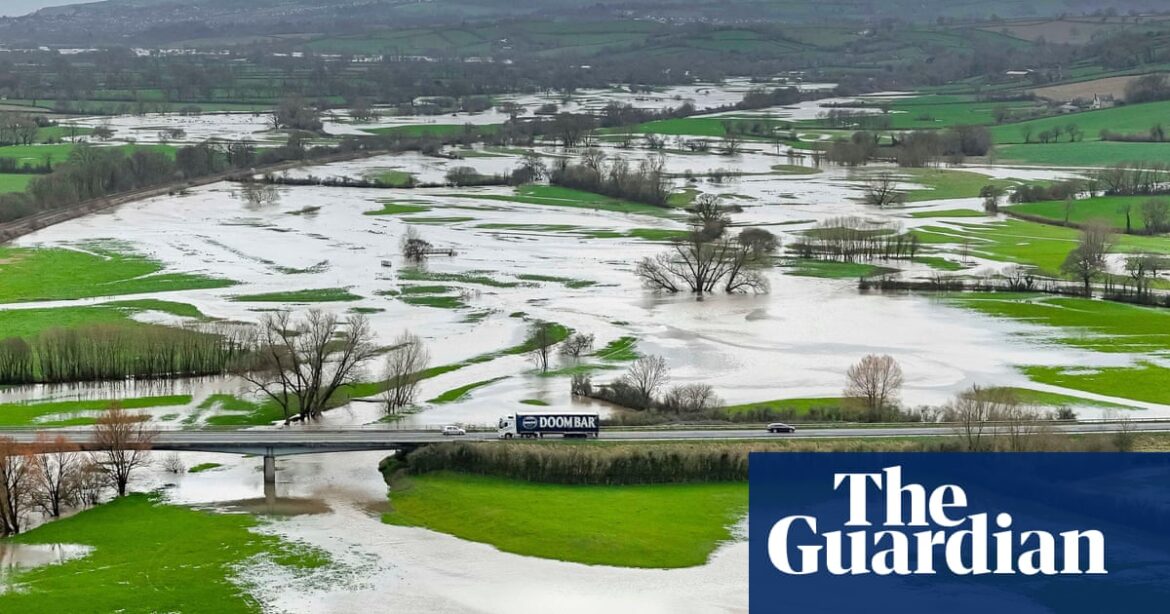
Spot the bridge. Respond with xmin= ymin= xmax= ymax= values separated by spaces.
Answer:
xmin=0 ymin=420 xmax=1165 ymax=484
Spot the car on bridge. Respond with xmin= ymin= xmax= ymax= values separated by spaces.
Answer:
xmin=766 ymin=422 xmax=796 ymax=434
xmin=441 ymin=425 xmax=467 ymax=436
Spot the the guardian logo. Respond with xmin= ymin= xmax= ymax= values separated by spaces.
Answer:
xmin=768 ymin=466 xmax=1107 ymax=577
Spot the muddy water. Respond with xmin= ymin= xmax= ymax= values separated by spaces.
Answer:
xmin=148 ymin=450 xmax=747 ymax=613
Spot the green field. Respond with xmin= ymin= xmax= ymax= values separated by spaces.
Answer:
xmin=383 ymin=472 xmax=746 ymax=568
xmin=453 ymin=184 xmax=678 ymax=217
xmin=0 ymin=173 xmax=35 ymax=193
xmin=723 ymin=397 xmax=845 ymax=415
xmin=364 ymin=201 xmax=432 ymax=215
xmin=991 ymin=100 xmax=1170 ymax=145
xmin=891 ymin=168 xmax=1016 ymax=202
xmin=0 ymin=395 xmax=192 ymax=427
xmin=230 ymin=288 xmax=361 ymax=302
xmin=948 ymin=293 xmax=1170 ymax=354
xmin=1007 ymin=195 xmax=1154 ymax=231
xmin=1022 ymin=363 xmax=1170 ymax=405
xmin=997 ymin=141 xmax=1170 ymax=166
xmin=913 ymin=218 xmax=1170 ymax=275
xmin=0 ymin=300 xmax=205 ymax=340
xmin=784 ymin=259 xmax=898 ymax=279
xmin=0 ymin=244 xmax=233 ymax=303
xmin=0 ymin=494 xmax=328 ymax=613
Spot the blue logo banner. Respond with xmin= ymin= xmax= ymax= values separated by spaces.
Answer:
xmin=749 ymin=453 xmax=1170 ymax=613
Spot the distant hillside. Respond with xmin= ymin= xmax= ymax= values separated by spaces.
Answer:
xmin=3 ymin=0 xmax=1169 ymax=47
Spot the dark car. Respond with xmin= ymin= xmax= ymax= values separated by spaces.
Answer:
xmin=767 ymin=422 xmax=796 ymax=434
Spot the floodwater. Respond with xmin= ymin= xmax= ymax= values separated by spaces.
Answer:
xmin=0 ymin=543 xmax=93 ymax=594
xmin=4 ymin=136 xmax=1162 ymax=425
xmin=141 ymin=450 xmax=749 ymax=613
xmin=68 ymin=78 xmax=835 ymax=146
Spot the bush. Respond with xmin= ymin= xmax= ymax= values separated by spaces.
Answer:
xmin=403 ymin=442 xmax=751 ymax=484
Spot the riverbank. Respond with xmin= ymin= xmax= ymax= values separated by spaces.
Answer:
xmin=0 ymin=494 xmax=329 ymax=612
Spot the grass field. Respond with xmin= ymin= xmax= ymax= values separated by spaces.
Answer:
xmin=383 ymin=472 xmax=745 ymax=568
xmin=1007 ymin=195 xmax=1152 ymax=231
xmin=1022 ymin=363 xmax=1170 ymax=405
xmin=913 ymin=218 xmax=1170 ymax=275
xmin=453 ymin=184 xmax=678 ymax=217
xmin=0 ymin=244 xmax=233 ymax=303
xmin=364 ymin=201 xmax=431 ymax=215
xmin=997 ymin=141 xmax=1170 ymax=166
xmin=784 ymin=259 xmax=898 ymax=279
xmin=0 ymin=395 xmax=192 ymax=427
xmin=892 ymin=168 xmax=1016 ymax=202
xmin=948 ymin=293 xmax=1170 ymax=354
xmin=0 ymin=300 xmax=205 ymax=340
xmin=0 ymin=494 xmax=328 ymax=613
xmin=991 ymin=100 xmax=1170 ymax=145
xmin=230 ymin=288 xmax=361 ymax=302
xmin=427 ymin=376 xmax=509 ymax=404
xmin=0 ymin=173 xmax=34 ymax=193
xmin=723 ymin=397 xmax=845 ymax=415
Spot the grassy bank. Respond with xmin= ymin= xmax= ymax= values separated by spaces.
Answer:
xmin=0 ymin=244 xmax=233 ymax=303
xmin=383 ymin=472 xmax=745 ymax=568
xmin=0 ymin=300 xmax=205 ymax=339
xmin=0 ymin=395 xmax=191 ymax=427
xmin=0 ymin=494 xmax=328 ymax=613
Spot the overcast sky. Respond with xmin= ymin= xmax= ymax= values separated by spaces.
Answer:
xmin=0 ymin=1 xmax=100 ymax=18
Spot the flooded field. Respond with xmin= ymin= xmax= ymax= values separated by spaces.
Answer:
xmin=131 ymin=449 xmax=748 ymax=613
xmin=3 ymin=132 xmax=1161 ymax=427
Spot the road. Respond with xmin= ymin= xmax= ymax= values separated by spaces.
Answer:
xmin=0 ymin=420 xmax=1165 ymax=455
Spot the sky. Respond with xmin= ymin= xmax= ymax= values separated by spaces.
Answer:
xmin=0 ymin=1 xmax=100 ymax=18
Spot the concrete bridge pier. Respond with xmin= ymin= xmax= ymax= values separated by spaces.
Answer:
xmin=263 ymin=448 xmax=276 ymax=485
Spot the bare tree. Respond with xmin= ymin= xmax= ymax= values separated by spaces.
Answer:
xmin=559 ymin=333 xmax=595 ymax=358
xmin=72 ymin=461 xmax=107 ymax=508
xmin=383 ymin=331 xmax=430 ymax=414
xmin=624 ymin=355 xmax=670 ymax=407
xmin=861 ymin=172 xmax=906 ymax=208
xmin=689 ymin=193 xmax=730 ymax=239
xmin=662 ymin=383 xmax=721 ymax=413
xmin=92 ymin=407 xmax=157 ymax=498
xmin=237 ymin=311 xmax=379 ymax=423
xmin=29 ymin=434 xmax=82 ymax=518
xmin=843 ymin=354 xmax=904 ymax=420
xmin=526 ymin=321 xmax=561 ymax=373
xmin=635 ymin=228 xmax=774 ymax=296
xmin=0 ymin=436 xmax=32 ymax=536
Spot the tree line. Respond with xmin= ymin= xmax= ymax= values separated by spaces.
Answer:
xmin=0 ymin=323 xmax=246 ymax=385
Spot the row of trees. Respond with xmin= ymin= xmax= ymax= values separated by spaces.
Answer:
xmin=0 ymin=324 xmax=246 ymax=385
xmin=573 ymin=355 xmax=721 ymax=416
xmin=824 ymin=126 xmax=993 ymax=168
xmin=548 ymin=151 xmax=670 ymax=207
xmin=1 ymin=408 xmax=154 ymax=535
xmin=789 ymin=216 xmax=921 ymax=263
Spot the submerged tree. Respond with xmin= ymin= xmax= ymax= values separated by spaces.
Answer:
xmin=635 ymin=226 xmax=776 ymax=296
xmin=92 ymin=407 xmax=156 ymax=498
xmin=0 ymin=436 xmax=32 ymax=536
xmin=29 ymin=434 xmax=82 ymax=518
xmin=526 ymin=321 xmax=561 ymax=374
xmin=383 ymin=332 xmax=430 ymax=414
xmin=237 ymin=310 xmax=379 ymax=423
xmin=861 ymin=172 xmax=906 ymax=208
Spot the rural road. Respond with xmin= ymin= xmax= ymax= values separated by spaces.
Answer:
xmin=0 ymin=421 xmax=1166 ymax=453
